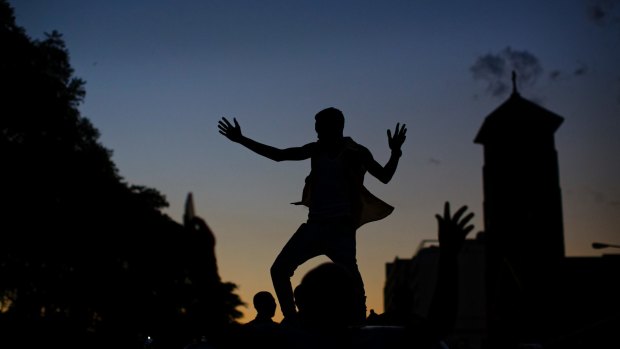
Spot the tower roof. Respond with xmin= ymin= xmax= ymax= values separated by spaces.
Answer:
xmin=474 ymin=88 xmax=564 ymax=145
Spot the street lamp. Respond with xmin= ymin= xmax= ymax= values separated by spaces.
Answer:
xmin=592 ymin=242 xmax=620 ymax=250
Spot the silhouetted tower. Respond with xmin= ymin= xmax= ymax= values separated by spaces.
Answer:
xmin=474 ymin=72 xmax=565 ymax=345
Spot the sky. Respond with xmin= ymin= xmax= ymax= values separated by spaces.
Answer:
xmin=9 ymin=0 xmax=620 ymax=323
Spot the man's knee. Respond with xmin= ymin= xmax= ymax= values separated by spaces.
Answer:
xmin=270 ymin=260 xmax=294 ymax=279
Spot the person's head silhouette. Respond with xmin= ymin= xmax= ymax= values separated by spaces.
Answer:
xmin=294 ymin=262 xmax=358 ymax=330
xmin=252 ymin=291 xmax=276 ymax=322
xmin=314 ymin=107 xmax=345 ymax=142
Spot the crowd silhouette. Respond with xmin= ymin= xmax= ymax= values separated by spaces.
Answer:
xmin=215 ymin=201 xmax=473 ymax=349
xmin=3 ymin=0 xmax=468 ymax=344
xmin=4 ymin=0 xmax=617 ymax=347
xmin=0 ymin=0 xmax=501 ymax=344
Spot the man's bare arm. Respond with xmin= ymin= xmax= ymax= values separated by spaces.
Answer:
xmin=218 ymin=117 xmax=311 ymax=161
xmin=427 ymin=202 xmax=474 ymax=340
xmin=366 ymin=123 xmax=407 ymax=183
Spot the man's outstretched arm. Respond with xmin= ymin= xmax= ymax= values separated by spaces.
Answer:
xmin=218 ymin=117 xmax=311 ymax=161
xmin=366 ymin=123 xmax=407 ymax=184
xmin=426 ymin=202 xmax=474 ymax=341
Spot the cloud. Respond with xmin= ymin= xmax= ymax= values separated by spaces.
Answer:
xmin=549 ymin=70 xmax=562 ymax=81
xmin=588 ymin=1 xmax=608 ymax=24
xmin=470 ymin=47 xmax=543 ymax=98
xmin=573 ymin=63 xmax=588 ymax=76
xmin=586 ymin=0 xmax=620 ymax=26
xmin=548 ymin=63 xmax=589 ymax=81
xmin=427 ymin=157 xmax=441 ymax=166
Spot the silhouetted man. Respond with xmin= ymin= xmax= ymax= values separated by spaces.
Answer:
xmin=218 ymin=107 xmax=406 ymax=324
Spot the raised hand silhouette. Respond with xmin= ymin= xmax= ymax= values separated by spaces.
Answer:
xmin=218 ymin=117 xmax=243 ymax=143
xmin=435 ymin=202 xmax=475 ymax=257
xmin=387 ymin=123 xmax=407 ymax=155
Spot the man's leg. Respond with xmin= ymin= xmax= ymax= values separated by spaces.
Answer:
xmin=270 ymin=223 xmax=321 ymax=320
xmin=325 ymin=221 xmax=367 ymax=325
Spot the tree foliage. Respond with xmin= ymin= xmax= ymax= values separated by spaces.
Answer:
xmin=0 ymin=1 xmax=243 ymax=347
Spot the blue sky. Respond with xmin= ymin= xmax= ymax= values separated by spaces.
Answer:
xmin=10 ymin=0 xmax=620 ymax=322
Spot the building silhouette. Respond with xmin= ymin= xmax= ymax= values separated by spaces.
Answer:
xmin=385 ymin=238 xmax=487 ymax=348
xmin=476 ymin=73 xmax=566 ymax=347
xmin=384 ymin=74 xmax=619 ymax=348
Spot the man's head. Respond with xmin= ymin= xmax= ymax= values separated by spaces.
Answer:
xmin=294 ymin=262 xmax=357 ymax=329
xmin=253 ymin=291 xmax=276 ymax=318
xmin=314 ymin=107 xmax=344 ymax=141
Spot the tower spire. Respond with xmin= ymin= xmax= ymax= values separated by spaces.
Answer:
xmin=511 ymin=70 xmax=519 ymax=96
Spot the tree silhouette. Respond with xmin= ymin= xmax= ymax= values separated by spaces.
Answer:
xmin=0 ymin=1 xmax=243 ymax=347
